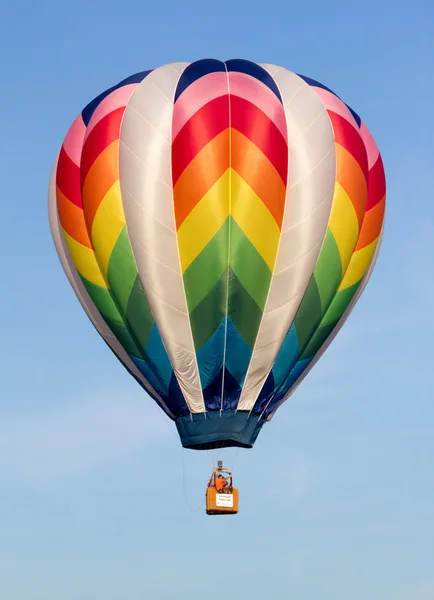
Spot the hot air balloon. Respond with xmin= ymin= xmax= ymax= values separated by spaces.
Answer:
xmin=48 ymin=59 xmax=385 ymax=513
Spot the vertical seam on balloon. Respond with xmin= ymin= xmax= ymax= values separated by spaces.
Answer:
xmin=247 ymin=71 xmax=328 ymax=414
xmin=55 ymin=206 xmax=174 ymax=416
xmin=282 ymin=152 xmax=386 ymax=404
xmin=257 ymin=80 xmax=340 ymax=420
xmin=234 ymin=65 xmax=289 ymax=416
xmin=133 ymin=66 xmax=210 ymax=413
xmin=52 ymin=148 xmax=175 ymax=418
xmin=118 ymin=65 xmax=205 ymax=416
xmin=267 ymin=223 xmax=385 ymax=420
xmin=170 ymin=64 xmax=207 ymax=418
xmin=98 ymin=106 xmax=176 ymax=417
xmin=84 ymin=89 xmax=183 ymax=414
xmin=220 ymin=60 xmax=232 ymax=415
xmin=55 ymin=90 xmax=176 ymax=418
xmin=262 ymin=94 xmax=372 ymax=418
xmin=71 ymin=136 xmax=168 ymax=401
xmin=269 ymin=142 xmax=385 ymax=416
xmin=239 ymin=70 xmax=333 ymax=413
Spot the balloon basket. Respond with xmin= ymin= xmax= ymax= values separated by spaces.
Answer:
xmin=206 ymin=486 xmax=239 ymax=515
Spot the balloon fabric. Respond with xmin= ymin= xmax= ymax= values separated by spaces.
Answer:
xmin=49 ymin=59 xmax=386 ymax=450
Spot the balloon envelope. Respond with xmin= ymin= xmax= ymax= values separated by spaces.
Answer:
xmin=49 ymin=59 xmax=386 ymax=450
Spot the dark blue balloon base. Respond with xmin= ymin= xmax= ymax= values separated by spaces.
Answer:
xmin=175 ymin=410 xmax=266 ymax=450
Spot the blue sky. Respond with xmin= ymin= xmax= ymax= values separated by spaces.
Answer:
xmin=1 ymin=0 xmax=433 ymax=598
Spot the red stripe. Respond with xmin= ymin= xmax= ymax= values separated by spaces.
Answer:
xmin=230 ymin=95 xmax=288 ymax=184
xmin=367 ymin=154 xmax=386 ymax=210
xmin=328 ymin=112 xmax=368 ymax=181
xmin=80 ymin=107 xmax=125 ymax=182
xmin=56 ymin=147 xmax=82 ymax=208
xmin=172 ymin=95 xmax=229 ymax=185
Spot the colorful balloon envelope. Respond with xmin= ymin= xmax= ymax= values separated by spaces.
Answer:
xmin=49 ymin=59 xmax=386 ymax=450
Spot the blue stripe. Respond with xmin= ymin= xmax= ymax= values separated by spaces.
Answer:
xmin=198 ymin=318 xmax=252 ymax=410
xmin=129 ymin=355 xmax=167 ymax=398
xmin=226 ymin=59 xmax=282 ymax=102
xmin=252 ymin=323 xmax=300 ymax=414
xmin=174 ymin=59 xmax=225 ymax=102
xmin=196 ymin=319 xmax=225 ymax=390
xmin=168 ymin=373 xmax=191 ymax=417
xmin=202 ymin=369 xmax=223 ymax=410
xmin=264 ymin=358 xmax=313 ymax=417
xmin=145 ymin=324 xmax=173 ymax=393
xmin=346 ymin=105 xmax=362 ymax=128
xmin=81 ymin=70 xmax=152 ymax=125
xmin=298 ymin=74 xmax=334 ymax=94
xmin=129 ymin=355 xmax=190 ymax=417
xmin=252 ymin=371 xmax=273 ymax=414
xmin=222 ymin=367 xmax=243 ymax=410
xmin=272 ymin=323 xmax=300 ymax=389
xmin=104 ymin=340 xmax=167 ymax=412
xmin=224 ymin=317 xmax=252 ymax=388
xmin=250 ymin=369 xmax=275 ymax=415
xmin=202 ymin=367 xmax=242 ymax=412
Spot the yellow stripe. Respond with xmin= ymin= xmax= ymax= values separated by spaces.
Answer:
xmin=231 ymin=170 xmax=280 ymax=270
xmin=328 ymin=181 xmax=360 ymax=274
xmin=177 ymin=170 xmax=230 ymax=272
xmin=62 ymin=229 xmax=107 ymax=288
xmin=339 ymin=238 xmax=378 ymax=289
xmin=91 ymin=180 xmax=126 ymax=279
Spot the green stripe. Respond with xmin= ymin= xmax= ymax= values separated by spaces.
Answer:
xmin=228 ymin=268 xmax=262 ymax=348
xmin=300 ymin=321 xmax=336 ymax=360
xmin=230 ymin=218 xmax=271 ymax=310
xmin=107 ymin=227 xmax=138 ymax=315
xmin=103 ymin=317 xmax=142 ymax=356
xmin=293 ymin=229 xmax=343 ymax=356
xmin=189 ymin=271 xmax=227 ymax=350
xmin=294 ymin=277 xmax=322 ymax=350
xmin=80 ymin=277 xmax=142 ymax=357
xmin=183 ymin=219 xmax=228 ymax=313
xmin=313 ymin=228 xmax=342 ymax=312
xmin=185 ymin=217 xmax=272 ymax=352
xmin=81 ymin=277 xmax=124 ymax=324
xmin=300 ymin=280 xmax=363 ymax=360
xmin=321 ymin=281 xmax=361 ymax=325
xmin=107 ymin=226 xmax=155 ymax=352
xmin=126 ymin=275 xmax=154 ymax=351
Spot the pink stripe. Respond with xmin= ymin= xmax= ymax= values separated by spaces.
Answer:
xmin=314 ymin=88 xmax=360 ymax=131
xmin=360 ymin=121 xmax=380 ymax=169
xmin=62 ymin=115 xmax=86 ymax=166
xmin=228 ymin=72 xmax=288 ymax=143
xmin=85 ymin=84 xmax=137 ymax=138
xmin=172 ymin=72 xmax=228 ymax=140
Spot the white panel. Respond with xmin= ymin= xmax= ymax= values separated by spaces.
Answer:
xmin=119 ymin=147 xmax=175 ymax=230
xmin=237 ymin=67 xmax=336 ymax=410
xmin=267 ymin=227 xmax=385 ymax=419
xmin=119 ymin=63 xmax=205 ymax=414
xmin=47 ymin=155 xmax=174 ymax=419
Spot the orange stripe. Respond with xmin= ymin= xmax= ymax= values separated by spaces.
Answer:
xmin=355 ymin=196 xmax=385 ymax=251
xmin=231 ymin=129 xmax=286 ymax=228
xmin=56 ymin=187 xmax=92 ymax=248
xmin=82 ymin=140 xmax=119 ymax=231
xmin=173 ymin=129 xmax=229 ymax=229
xmin=335 ymin=143 xmax=367 ymax=230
